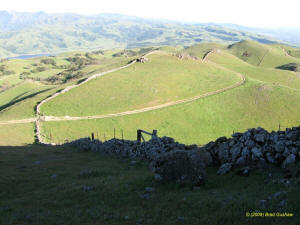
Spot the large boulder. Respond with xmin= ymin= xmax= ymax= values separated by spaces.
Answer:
xmin=150 ymin=150 xmax=207 ymax=186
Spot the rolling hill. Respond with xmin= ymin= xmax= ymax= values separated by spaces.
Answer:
xmin=1 ymin=40 xmax=300 ymax=146
xmin=0 ymin=11 xmax=285 ymax=58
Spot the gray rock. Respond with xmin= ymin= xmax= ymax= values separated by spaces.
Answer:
xmin=245 ymin=140 xmax=255 ymax=148
xmin=236 ymin=156 xmax=246 ymax=166
xmin=254 ymin=133 xmax=267 ymax=143
xmin=154 ymin=174 xmax=163 ymax=182
xmin=241 ymin=147 xmax=250 ymax=160
xmin=281 ymin=154 xmax=296 ymax=169
xmin=145 ymin=187 xmax=155 ymax=193
xmin=275 ymin=141 xmax=285 ymax=153
xmin=236 ymin=167 xmax=250 ymax=176
xmin=217 ymin=163 xmax=232 ymax=175
xmin=260 ymin=199 xmax=268 ymax=209
xmin=231 ymin=146 xmax=242 ymax=162
xmin=251 ymin=147 xmax=263 ymax=159
xmin=140 ymin=193 xmax=152 ymax=199
xmin=266 ymin=153 xmax=276 ymax=164
xmin=217 ymin=143 xmax=229 ymax=163
xmin=278 ymin=199 xmax=287 ymax=208
xmin=150 ymin=150 xmax=206 ymax=186
xmin=283 ymin=148 xmax=290 ymax=158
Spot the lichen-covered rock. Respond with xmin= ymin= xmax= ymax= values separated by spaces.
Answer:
xmin=150 ymin=150 xmax=206 ymax=186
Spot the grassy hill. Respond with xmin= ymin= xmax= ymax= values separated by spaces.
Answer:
xmin=0 ymin=11 xmax=284 ymax=58
xmin=40 ymin=51 xmax=240 ymax=117
xmin=227 ymin=40 xmax=300 ymax=68
xmin=1 ymin=40 xmax=300 ymax=146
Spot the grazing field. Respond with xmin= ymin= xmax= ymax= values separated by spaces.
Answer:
xmin=40 ymin=79 xmax=300 ymax=145
xmin=40 ymin=52 xmax=240 ymax=117
xmin=0 ymin=145 xmax=299 ymax=225
xmin=0 ymin=123 xmax=34 ymax=145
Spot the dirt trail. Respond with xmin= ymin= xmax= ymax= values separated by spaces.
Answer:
xmin=0 ymin=118 xmax=36 ymax=125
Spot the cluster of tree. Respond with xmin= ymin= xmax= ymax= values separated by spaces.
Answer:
xmin=40 ymin=58 xmax=56 ymax=66
xmin=0 ymin=80 xmax=12 ymax=92
xmin=46 ymin=70 xmax=85 ymax=84
xmin=0 ymin=64 xmax=15 ymax=75
xmin=30 ymin=66 xmax=47 ymax=73
xmin=66 ymin=55 xmax=94 ymax=69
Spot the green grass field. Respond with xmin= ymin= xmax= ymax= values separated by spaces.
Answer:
xmin=0 ymin=145 xmax=299 ymax=225
xmin=40 ymin=51 xmax=240 ymax=117
xmin=40 ymin=78 xmax=300 ymax=145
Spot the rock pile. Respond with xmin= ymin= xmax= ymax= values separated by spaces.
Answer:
xmin=66 ymin=125 xmax=300 ymax=184
xmin=137 ymin=57 xmax=149 ymax=63
xmin=173 ymin=53 xmax=198 ymax=60
xmin=200 ymin=127 xmax=300 ymax=174
xmin=150 ymin=150 xmax=207 ymax=186
xmin=66 ymin=136 xmax=211 ymax=186
xmin=67 ymin=136 xmax=210 ymax=161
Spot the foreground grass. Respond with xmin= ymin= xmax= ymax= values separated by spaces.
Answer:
xmin=40 ymin=52 xmax=239 ymax=117
xmin=41 ymin=79 xmax=300 ymax=145
xmin=0 ymin=145 xmax=299 ymax=225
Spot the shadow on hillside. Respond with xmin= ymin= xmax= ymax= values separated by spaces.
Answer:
xmin=0 ymin=88 xmax=52 ymax=112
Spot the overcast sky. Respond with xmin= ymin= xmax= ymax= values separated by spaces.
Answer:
xmin=1 ymin=0 xmax=299 ymax=28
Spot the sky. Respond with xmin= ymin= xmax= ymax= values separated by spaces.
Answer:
xmin=1 ymin=0 xmax=299 ymax=28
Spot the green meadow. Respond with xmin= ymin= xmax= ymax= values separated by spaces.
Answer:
xmin=40 ymin=51 xmax=240 ymax=117
xmin=40 ymin=79 xmax=300 ymax=145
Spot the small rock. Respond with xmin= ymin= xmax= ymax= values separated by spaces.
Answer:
xmin=154 ymin=174 xmax=162 ymax=182
xmin=217 ymin=163 xmax=232 ymax=175
xmin=34 ymin=161 xmax=41 ymax=165
xmin=145 ymin=187 xmax=155 ymax=193
xmin=259 ymin=199 xmax=268 ymax=209
xmin=281 ymin=154 xmax=296 ymax=169
xmin=278 ymin=199 xmax=287 ymax=208
xmin=51 ymin=174 xmax=57 ymax=179
xmin=129 ymin=161 xmax=137 ymax=166
xmin=124 ymin=216 xmax=129 ymax=220
xmin=236 ymin=167 xmax=250 ymax=177
xmin=140 ymin=193 xmax=152 ymax=199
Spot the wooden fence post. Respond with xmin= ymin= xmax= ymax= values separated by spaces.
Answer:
xmin=137 ymin=129 xmax=142 ymax=143
xmin=91 ymin=133 xmax=94 ymax=141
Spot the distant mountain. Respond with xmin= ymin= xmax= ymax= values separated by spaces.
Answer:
xmin=221 ymin=23 xmax=300 ymax=47
xmin=0 ymin=11 xmax=291 ymax=58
